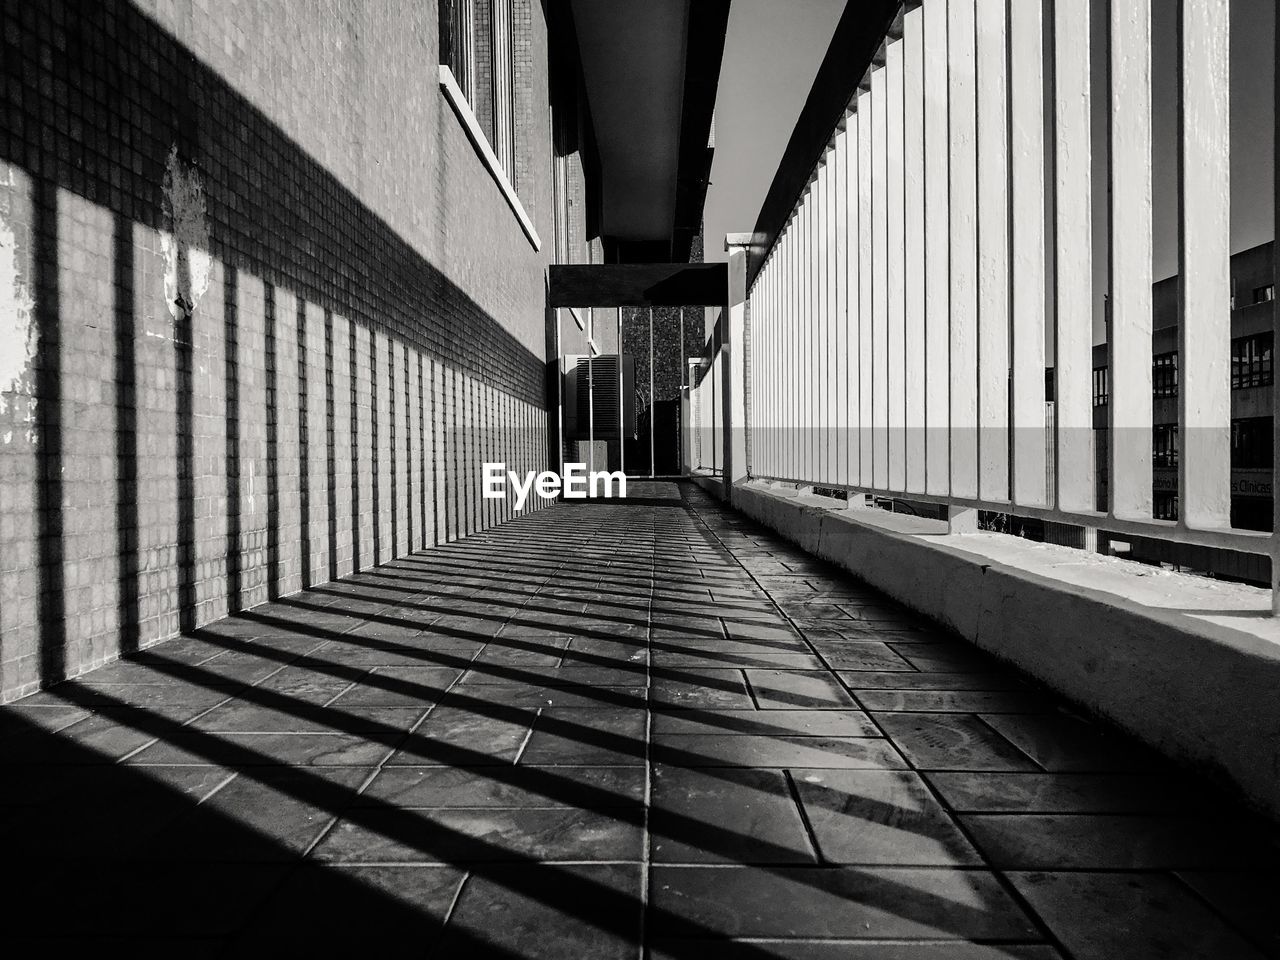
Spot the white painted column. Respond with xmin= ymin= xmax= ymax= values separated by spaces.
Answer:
xmin=857 ymin=84 xmax=875 ymax=487
xmin=812 ymin=176 xmax=823 ymax=483
xmin=847 ymin=106 xmax=863 ymax=487
xmin=825 ymin=148 xmax=839 ymax=486
xmin=796 ymin=196 xmax=808 ymax=481
xmin=814 ymin=162 xmax=824 ymax=488
xmin=783 ymin=220 xmax=793 ymax=478
xmin=834 ymin=118 xmax=852 ymax=487
xmin=755 ymin=271 xmax=765 ymax=477
xmin=726 ymin=250 xmax=748 ymax=490
xmin=904 ymin=3 xmax=927 ymax=494
xmin=1053 ymin=0 xmax=1095 ymax=514
xmin=1177 ymin=0 xmax=1231 ymax=529
xmin=872 ymin=64 xmax=890 ymax=489
xmin=887 ymin=37 xmax=907 ymax=492
xmin=949 ymin=0 xmax=979 ymax=500
xmin=924 ymin=0 xmax=951 ymax=496
xmin=1009 ymin=0 xmax=1048 ymax=507
xmin=765 ymin=261 xmax=774 ymax=477
xmin=798 ymin=192 xmax=808 ymax=483
xmin=976 ymin=0 xmax=1011 ymax=503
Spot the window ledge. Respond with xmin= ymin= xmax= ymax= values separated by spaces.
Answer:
xmin=438 ymin=65 xmax=541 ymax=251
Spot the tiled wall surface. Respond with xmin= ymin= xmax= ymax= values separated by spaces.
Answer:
xmin=0 ymin=0 xmax=560 ymax=700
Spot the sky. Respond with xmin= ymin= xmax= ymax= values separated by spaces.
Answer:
xmin=701 ymin=0 xmax=846 ymax=264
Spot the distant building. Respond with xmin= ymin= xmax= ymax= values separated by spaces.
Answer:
xmin=1090 ymin=241 xmax=1276 ymax=533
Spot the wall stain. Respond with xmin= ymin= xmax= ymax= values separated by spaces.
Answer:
xmin=160 ymin=146 xmax=212 ymax=331
xmin=0 ymin=167 xmax=37 ymax=443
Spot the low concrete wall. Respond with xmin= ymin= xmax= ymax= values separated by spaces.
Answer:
xmin=732 ymin=480 xmax=1280 ymax=822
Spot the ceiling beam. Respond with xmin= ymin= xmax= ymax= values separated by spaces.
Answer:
xmin=548 ymin=263 xmax=728 ymax=307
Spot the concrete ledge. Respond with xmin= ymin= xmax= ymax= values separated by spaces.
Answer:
xmin=689 ymin=474 xmax=726 ymax=501
xmin=732 ymin=480 xmax=1280 ymax=821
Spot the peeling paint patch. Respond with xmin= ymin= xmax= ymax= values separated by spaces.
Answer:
xmin=0 ymin=167 xmax=37 ymax=439
xmin=161 ymin=146 xmax=212 ymax=322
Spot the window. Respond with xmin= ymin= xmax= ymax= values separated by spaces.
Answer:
xmin=1231 ymin=417 xmax=1273 ymax=469
xmin=1092 ymin=367 xmax=1109 ymax=407
xmin=1153 ymin=492 xmax=1179 ymax=522
xmin=1152 ymin=352 xmax=1178 ymax=398
xmin=1231 ymin=332 xmax=1272 ymax=389
xmin=1152 ymin=424 xmax=1179 ymax=469
xmin=1255 ymin=284 xmax=1275 ymax=304
xmin=440 ymin=0 xmax=518 ymax=186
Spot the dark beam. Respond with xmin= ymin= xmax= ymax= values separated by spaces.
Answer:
xmin=745 ymin=0 xmax=899 ymax=285
xmin=547 ymin=263 xmax=728 ymax=307
xmin=670 ymin=0 xmax=730 ymax=264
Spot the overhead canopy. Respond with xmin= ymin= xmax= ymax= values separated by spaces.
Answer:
xmin=567 ymin=0 xmax=728 ymax=262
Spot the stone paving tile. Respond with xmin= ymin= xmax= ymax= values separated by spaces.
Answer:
xmin=650 ymin=866 xmax=1040 ymax=940
xmin=313 ymin=806 xmax=643 ymax=862
xmin=872 ymin=714 xmax=1040 ymax=771
xmin=139 ymin=765 xmax=371 ymax=861
xmin=840 ymin=671 xmax=1029 ymax=690
xmin=384 ymin=706 xmax=533 ymax=765
xmin=190 ymin=701 xmax=427 ymax=734
xmin=855 ymin=689 xmax=1051 ymax=713
xmin=240 ymin=864 xmax=464 ymax=946
xmin=3 ymin=481 xmax=1275 ymax=954
xmin=441 ymin=684 xmax=647 ymax=709
xmin=653 ymin=649 xmax=826 ymax=669
xmin=926 ymin=771 xmax=1213 ymax=814
xmin=7 ymin=862 xmax=290 ymax=938
xmin=1174 ymin=871 xmax=1280 ymax=957
xmin=651 ymin=765 xmax=817 ymax=864
xmin=979 ymin=712 xmax=1168 ymax=772
xmin=960 ymin=813 xmax=1266 ymax=870
xmin=519 ymin=707 xmax=648 ymax=766
xmin=652 ymin=708 xmax=880 ymax=738
xmin=128 ymin=732 xmax=398 ymax=767
xmin=0 ymin=709 xmax=166 ymax=763
xmin=359 ymin=765 xmax=645 ymax=808
xmin=792 ymin=769 xmax=983 ymax=866
xmin=1007 ymin=871 xmax=1269 ymax=960
xmin=745 ymin=669 xmax=860 ymax=709
xmin=653 ymin=733 xmax=906 ymax=769
xmin=254 ymin=666 xmax=361 ymax=705
xmin=647 ymin=942 xmax=1064 ymax=959
xmin=440 ymin=863 xmax=643 ymax=959
xmin=652 ymin=667 xmax=756 ymax=710
xmin=811 ymin=641 xmax=917 ymax=670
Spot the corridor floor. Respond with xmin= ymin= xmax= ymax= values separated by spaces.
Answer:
xmin=2 ymin=482 xmax=1277 ymax=958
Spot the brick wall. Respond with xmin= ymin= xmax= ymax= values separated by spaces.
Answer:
xmin=0 ymin=0 xmax=566 ymax=700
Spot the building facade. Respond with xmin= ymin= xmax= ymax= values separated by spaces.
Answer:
xmin=1091 ymin=241 xmax=1276 ymax=533
xmin=0 ymin=0 xmax=706 ymax=700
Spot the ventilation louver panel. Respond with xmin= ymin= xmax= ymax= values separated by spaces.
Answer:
xmin=563 ymin=354 xmax=636 ymax=440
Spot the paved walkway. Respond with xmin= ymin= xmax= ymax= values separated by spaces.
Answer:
xmin=2 ymin=482 xmax=1277 ymax=957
